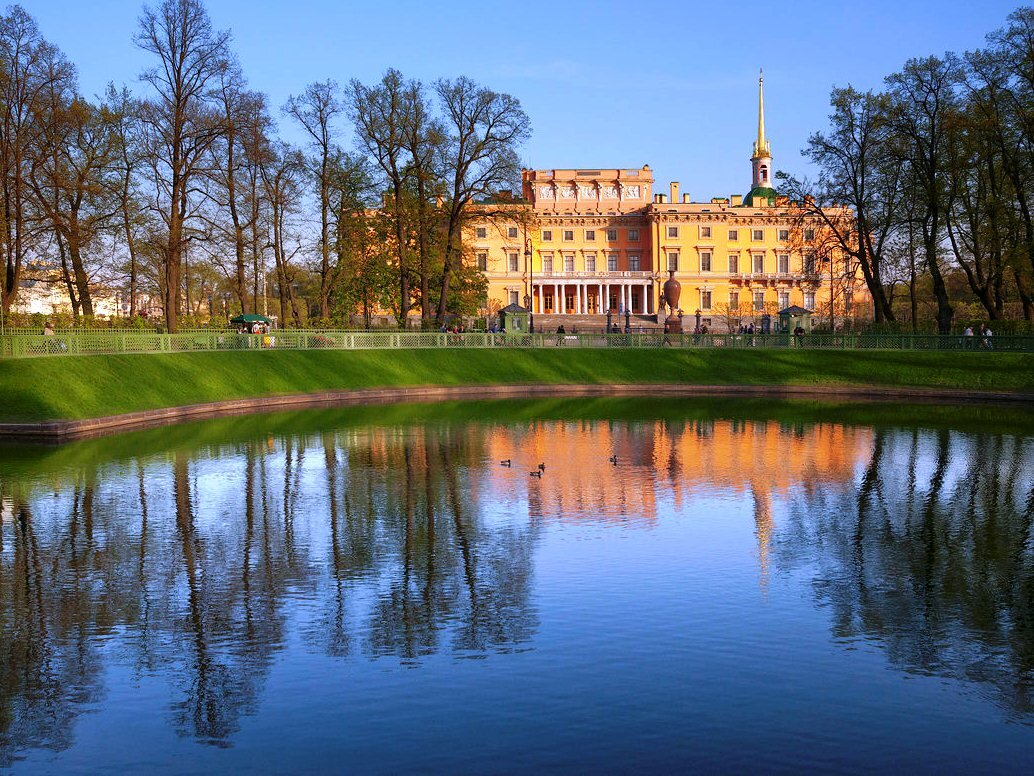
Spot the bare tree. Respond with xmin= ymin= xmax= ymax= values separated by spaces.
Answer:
xmin=400 ymin=79 xmax=445 ymax=325
xmin=206 ymin=61 xmax=270 ymax=315
xmin=887 ymin=56 xmax=959 ymax=334
xmin=0 ymin=5 xmax=74 ymax=314
xmin=285 ymin=80 xmax=343 ymax=321
xmin=434 ymin=77 xmax=529 ymax=326
xmin=260 ymin=142 xmax=306 ymax=326
xmin=349 ymin=69 xmax=414 ymax=327
xmin=778 ymin=87 xmax=900 ymax=322
xmin=135 ymin=0 xmax=230 ymax=332
xmin=29 ymin=94 xmax=119 ymax=319
xmin=105 ymin=83 xmax=146 ymax=317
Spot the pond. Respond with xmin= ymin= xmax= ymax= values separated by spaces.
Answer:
xmin=1 ymin=398 xmax=1032 ymax=773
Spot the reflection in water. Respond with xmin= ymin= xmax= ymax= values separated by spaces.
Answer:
xmin=778 ymin=428 xmax=1034 ymax=717
xmin=0 ymin=407 xmax=1031 ymax=767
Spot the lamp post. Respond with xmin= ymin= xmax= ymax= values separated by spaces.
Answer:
xmin=524 ymin=240 xmax=534 ymax=333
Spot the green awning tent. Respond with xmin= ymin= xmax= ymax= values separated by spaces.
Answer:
xmin=229 ymin=314 xmax=273 ymax=326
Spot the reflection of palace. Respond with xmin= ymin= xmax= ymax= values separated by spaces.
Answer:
xmin=471 ymin=73 xmax=870 ymax=330
xmin=485 ymin=418 xmax=870 ymax=522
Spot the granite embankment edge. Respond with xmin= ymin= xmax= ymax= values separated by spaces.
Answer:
xmin=1 ymin=383 xmax=1031 ymax=441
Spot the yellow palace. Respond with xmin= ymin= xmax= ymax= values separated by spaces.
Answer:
xmin=467 ymin=73 xmax=867 ymax=331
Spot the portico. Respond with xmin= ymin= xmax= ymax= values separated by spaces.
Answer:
xmin=531 ymin=276 xmax=654 ymax=315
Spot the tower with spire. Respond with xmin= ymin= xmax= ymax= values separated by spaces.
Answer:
xmin=745 ymin=69 xmax=776 ymax=205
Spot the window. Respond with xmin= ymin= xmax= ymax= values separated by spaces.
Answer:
xmin=728 ymin=254 xmax=739 ymax=273
xmin=668 ymin=226 xmax=679 ymax=238
xmin=629 ymin=255 xmax=640 ymax=271
xmin=701 ymin=290 xmax=712 ymax=310
xmin=564 ymin=255 xmax=575 ymax=272
xmin=476 ymin=252 xmax=487 ymax=271
xmin=476 ymin=227 xmax=487 ymax=239
xmin=700 ymin=252 xmax=712 ymax=272
xmin=804 ymin=292 xmax=815 ymax=309
xmin=606 ymin=228 xmax=617 ymax=241
xmin=730 ymin=291 xmax=740 ymax=309
xmin=509 ymin=290 xmax=519 ymax=306
xmin=542 ymin=254 xmax=553 ymax=274
xmin=804 ymin=228 xmax=815 ymax=242
xmin=628 ymin=228 xmax=640 ymax=241
xmin=585 ymin=254 xmax=596 ymax=272
xmin=754 ymin=291 xmax=765 ymax=311
xmin=667 ymin=252 xmax=679 ymax=271
xmin=752 ymin=229 xmax=764 ymax=241
xmin=778 ymin=229 xmax=789 ymax=242
xmin=585 ymin=229 xmax=596 ymax=241
xmin=542 ymin=229 xmax=553 ymax=242
xmin=728 ymin=229 xmax=739 ymax=241
xmin=778 ymin=254 xmax=789 ymax=273
xmin=699 ymin=226 xmax=711 ymax=239
xmin=778 ymin=291 xmax=790 ymax=309
xmin=753 ymin=254 xmax=764 ymax=273
xmin=607 ymin=254 xmax=618 ymax=271
xmin=508 ymin=227 xmax=519 ymax=239
xmin=804 ymin=254 xmax=816 ymax=274
xmin=563 ymin=229 xmax=574 ymax=242
xmin=845 ymin=289 xmax=854 ymax=312
xmin=507 ymin=252 xmax=518 ymax=272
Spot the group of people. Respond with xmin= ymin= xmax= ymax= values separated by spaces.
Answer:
xmin=235 ymin=322 xmax=272 ymax=335
xmin=963 ymin=323 xmax=994 ymax=350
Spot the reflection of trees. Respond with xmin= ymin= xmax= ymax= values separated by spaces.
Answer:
xmin=779 ymin=429 xmax=1034 ymax=716
xmin=313 ymin=425 xmax=539 ymax=662
xmin=0 ymin=420 xmax=540 ymax=762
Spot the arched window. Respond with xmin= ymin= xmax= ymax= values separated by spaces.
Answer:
xmin=760 ymin=165 xmax=768 ymax=183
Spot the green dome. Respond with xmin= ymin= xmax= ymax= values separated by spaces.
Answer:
xmin=741 ymin=186 xmax=778 ymax=205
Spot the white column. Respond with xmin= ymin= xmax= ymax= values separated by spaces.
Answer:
xmin=538 ymin=285 xmax=543 ymax=314
xmin=642 ymin=284 xmax=648 ymax=314
xmin=598 ymin=282 xmax=603 ymax=314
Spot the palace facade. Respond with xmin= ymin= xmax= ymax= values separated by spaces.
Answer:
xmin=469 ymin=74 xmax=868 ymax=331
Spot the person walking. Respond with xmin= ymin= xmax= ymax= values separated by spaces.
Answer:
xmin=980 ymin=323 xmax=994 ymax=351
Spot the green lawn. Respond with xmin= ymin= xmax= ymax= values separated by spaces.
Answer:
xmin=0 ymin=348 xmax=1031 ymax=423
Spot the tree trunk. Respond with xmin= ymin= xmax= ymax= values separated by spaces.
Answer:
xmin=1015 ymin=268 xmax=1034 ymax=321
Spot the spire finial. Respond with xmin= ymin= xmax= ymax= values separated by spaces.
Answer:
xmin=753 ymin=68 xmax=770 ymax=159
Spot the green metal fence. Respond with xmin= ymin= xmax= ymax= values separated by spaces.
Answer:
xmin=0 ymin=330 xmax=1030 ymax=358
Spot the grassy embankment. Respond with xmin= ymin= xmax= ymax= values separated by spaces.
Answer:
xmin=0 ymin=348 xmax=1032 ymax=423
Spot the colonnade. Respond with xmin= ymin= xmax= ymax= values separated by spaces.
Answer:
xmin=530 ymin=281 xmax=653 ymax=315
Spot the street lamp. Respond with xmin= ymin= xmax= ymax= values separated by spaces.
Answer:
xmin=525 ymin=240 xmax=534 ymax=333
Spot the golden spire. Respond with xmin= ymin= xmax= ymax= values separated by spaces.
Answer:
xmin=753 ymin=69 xmax=771 ymax=158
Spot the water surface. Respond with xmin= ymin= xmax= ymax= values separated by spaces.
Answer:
xmin=1 ymin=399 xmax=1032 ymax=773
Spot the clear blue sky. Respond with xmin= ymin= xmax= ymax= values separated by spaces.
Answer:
xmin=26 ymin=0 xmax=1025 ymax=198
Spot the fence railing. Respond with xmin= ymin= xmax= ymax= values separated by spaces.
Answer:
xmin=0 ymin=330 xmax=1029 ymax=359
